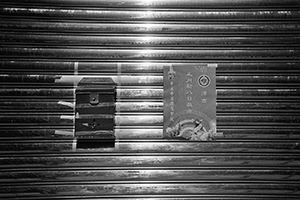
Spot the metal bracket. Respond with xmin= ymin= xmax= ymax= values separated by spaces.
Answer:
xmin=75 ymin=77 xmax=116 ymax=149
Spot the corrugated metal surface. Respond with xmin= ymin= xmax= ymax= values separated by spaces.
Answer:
xmin=1 ymin=0 xmax=300 ymax=199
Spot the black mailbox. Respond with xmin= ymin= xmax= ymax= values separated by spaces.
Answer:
xmin=75 ymin=77 xmax=116 ymax=148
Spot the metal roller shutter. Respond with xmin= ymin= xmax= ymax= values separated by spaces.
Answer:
xmin=1 ymin=0 xmax=300 ymax=199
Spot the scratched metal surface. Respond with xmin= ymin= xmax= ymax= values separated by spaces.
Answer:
xmin=0 ymin=0 xmax=300 ymax=199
